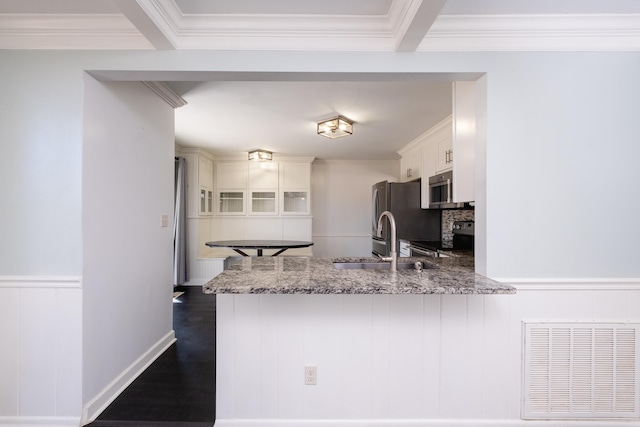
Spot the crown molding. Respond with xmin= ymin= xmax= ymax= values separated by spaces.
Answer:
xmin=397 ymin=114 xmax=452 ymax=155
xmin=142 ymin=81 xmax=187 ymax=108
xmin=139 ymin=0 xmax=398 ymax=50
xmin=420 ymin=14 xmax=640 ymax=51
xmin=0 ymin=14 xmax=154 ymax=49
xmin=1 ymin=8 xmax=639 ymax=52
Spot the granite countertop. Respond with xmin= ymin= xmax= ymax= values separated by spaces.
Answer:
xmin=202 ymin=256 xmax=515 ymax=295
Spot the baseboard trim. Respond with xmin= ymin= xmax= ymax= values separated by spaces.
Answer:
xmin=0 ymin=276 xmax=81 ymax=289
xmin=182 ymin=280 xmax=208 ymax=287
xmin=213 ymin=420 xmax=639 ymax=427
xmin=0 ymin=416 xmax=81 ymax=426
xmin=81 ymin=330 xmax=177 ymax=425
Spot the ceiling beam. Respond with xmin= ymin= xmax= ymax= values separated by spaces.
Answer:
xmin=394 ymin=0 xmax=447 ymax=52
xmin=112 ymin=0 xmax=175 ymax=50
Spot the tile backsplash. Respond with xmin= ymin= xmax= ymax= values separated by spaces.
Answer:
xmin=442 ymin=209 xmax=475 ymax=244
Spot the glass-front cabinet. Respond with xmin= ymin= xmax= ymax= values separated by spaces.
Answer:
xmin=200 ymin=188 xmax=213 ymax=215
xmin=213 ymin=160 xmax=311 ymax=217
xmin=282 ymin=191 xmax=309 ymax=214
xmin=250 ymin=190 xmax=277 ymax=215
xmin=248 ymin=162 xmax=278 ymax=215
xmin=280 ymin=163 xmax=311 ymax=215
xmin=217 ymin=190 xmax=246 ymax=215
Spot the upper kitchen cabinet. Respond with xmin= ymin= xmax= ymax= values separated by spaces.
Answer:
xmin=248 ymin=161 xmax=279 ymax=215
xmin=397 ymin=78 xmax=485 ymax=207
xmin=435 ymin=132 xmax=453 ymax=173
xmin=452 ymin=79 xmax=485 ymax=204
xmin=280 ymin=162 xmax=311 ymax=215
xmin=199 ymin=156 xmax=214 ymax=215
xmin=213 ymin=158 xmax=313 ymax=217
xmin=176 ymin=148 xmax=215 ymax=217
xmin=398 ymin=142 xmax=421 ymax=182
xmin=215 ymin=162 xmax=248 ymax=215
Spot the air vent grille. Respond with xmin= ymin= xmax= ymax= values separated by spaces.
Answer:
xmin=523 ymin=322 xmax=639 ymax=419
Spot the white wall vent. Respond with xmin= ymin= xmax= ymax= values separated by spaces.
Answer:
xmin=523 ymin=322 xmax=639 ymax=420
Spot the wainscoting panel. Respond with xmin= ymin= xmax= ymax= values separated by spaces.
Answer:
xmin=0 ymin=277 xmax=82 ymax=422
xmin=217 ymin=283 xmax=640 ymax=425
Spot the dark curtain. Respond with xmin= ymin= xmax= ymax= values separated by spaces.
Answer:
xmin=173 ymin=157 xmax=188 ymax=285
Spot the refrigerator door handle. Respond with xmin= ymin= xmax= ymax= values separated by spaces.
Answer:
xmin=372 ymin=187 xmax=379 ymax=234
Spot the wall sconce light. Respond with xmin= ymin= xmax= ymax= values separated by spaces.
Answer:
xmin=317 ymin=115 xmax=353 ymax=139
xmin=248 ymin=149 xmax=273 ymax=161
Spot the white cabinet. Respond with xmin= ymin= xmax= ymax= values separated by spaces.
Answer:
xmin=280 ymin=163 xmax=311 ymax=215
xmin=248 ymin=162 xmax=279 ymax=215
xmin=213 ymin=159 xmax=312 ymax=217
xmin=215 ymin=162 xmax=248 ymax=215
xmin=452 ymin=80 xmax=482 ymax=204
xmin=399 ymin=143 xmax=422 ymax=182
xmin=175 ymin=148 xmax=216 ymax=218
xmin=420 ymin=142 xmax=436 ymax=208
xmin=436 ymin=134 xmax=453 ymax=173
xmin=399 ymin=79 xmax=483 ymax=208
xmin=217 ymin=190 xmax=246 ymax=215
xmin=249 ymin=161 xmax=278 ymax=188
xmin=216 ymin=162 xmax=247 ymax=189
xmin=198 ymin=156 xmax=214 ymax=216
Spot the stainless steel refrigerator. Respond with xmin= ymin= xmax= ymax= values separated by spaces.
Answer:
xmin=372 ymin=179 xmax=441 ymax=257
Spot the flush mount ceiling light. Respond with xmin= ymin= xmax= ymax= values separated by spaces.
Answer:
xmin=317 ymin=115 xmax=353 ymax=139
xmin=248 ymin=149 xmax=273 ymax=161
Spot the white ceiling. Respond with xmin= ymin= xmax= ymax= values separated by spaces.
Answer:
xmin=2 ymin=0 xmax=640 ymax=160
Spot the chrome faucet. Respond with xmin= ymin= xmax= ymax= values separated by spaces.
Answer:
xmin=376 ymin=210 xmax=398 ymax=272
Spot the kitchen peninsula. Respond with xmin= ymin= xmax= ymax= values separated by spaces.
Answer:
xmin=206 ymin=256 xmax=514 ymax=424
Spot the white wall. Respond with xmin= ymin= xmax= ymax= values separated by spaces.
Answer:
xmin=311 ymin=160 xmax=398 ymax=257
xmin=81 ymin=77 xmax=175 ymax=421
xmin=482 ymin=53 xmax=640 ymax=279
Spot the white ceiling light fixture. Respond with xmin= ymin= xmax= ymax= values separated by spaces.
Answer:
xmin=248 ymin=149 xmax=273 ymax=161
xmin=317 ymin=115 xmax=354 ymax=139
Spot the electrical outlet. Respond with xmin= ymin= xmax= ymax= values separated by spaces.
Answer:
xmin=161 ymin=214 xmax=169 ymax=228
xmin=304 ymin=365 xmax=317 ymax=385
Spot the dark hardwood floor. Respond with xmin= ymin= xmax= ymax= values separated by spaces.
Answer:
xmin=89 ymin=286 xmax=216 ymax=427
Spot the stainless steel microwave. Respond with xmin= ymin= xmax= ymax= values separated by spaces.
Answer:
xmin=428 ymin=171 xmax=466 ymax=209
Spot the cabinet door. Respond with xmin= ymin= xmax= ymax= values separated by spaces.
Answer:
xmin=282 ymin=191 xmax=309 ymax=215
xmin=200 ymin=187 xmax=213 ymax=215
xmin=421 ymin=143 xmax=436 ymax=208
xmin=217 ymin=190 xmax=246 ymax=215
xmin=452 ymin=80 xmax=479 ymax=203
xmin=249 ymin=162 xmax=279 ymax=188
xmin=199 ymin=157 xmax=213 ymax=189
xmin=436 ymin=135 xmax=453 ymax=173
xmin=280 ymin=163 xmax=310 ymax=188
xmin=216 ymin=162 xmax=248 ymax=189
xmin=250 ymin=190 xmax=278 ymax=215
xmin=400 ymin=144 xmax=422 ymax=182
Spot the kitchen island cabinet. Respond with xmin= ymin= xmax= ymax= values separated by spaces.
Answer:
xmin=206 ymin=256 xmax=514 ymax=425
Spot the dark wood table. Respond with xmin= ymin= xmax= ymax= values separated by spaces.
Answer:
xmin=205 ymin=240 xmax=314 ymax=257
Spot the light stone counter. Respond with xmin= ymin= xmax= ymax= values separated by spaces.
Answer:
xmin=202 ymin=256 xmax=515 ymax=295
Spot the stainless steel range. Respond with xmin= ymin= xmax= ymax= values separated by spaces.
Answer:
xmin=451 ymin=220 xmax=474 ymax=250
xmin=408 ymin=220 xmax=474 ymax=257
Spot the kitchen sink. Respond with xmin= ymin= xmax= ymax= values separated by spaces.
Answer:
xmin=333 ymin=261 xmax=428 ymax=270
